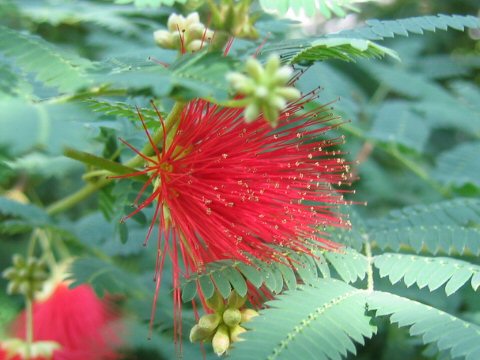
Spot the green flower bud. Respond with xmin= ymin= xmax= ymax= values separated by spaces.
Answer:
xmin=227 ymin=291 xmax=247 ymax=309
xmin=276 ymin=87 xmax=301 ymax=101
xmin=230 ymin=325 xmax=247 ymax=342
xmin=205 ymin=291 xmax=225 ymax=312
xmin=223 ymin=308 xmax=242 ymax=328
xmin=240 ymin=308 xmax=259 ymax=323
xmin=189 ymin=324 xmax=214 ymax=342
xmin=198 ymin=313 xmax=221 ymax=332
xmin=246 ymin=57 xmax=264 ymax=81
xmin=187 ymin=39 xmax=203 ymax=52
xmin=2 ymin=255 xmax=48 ymax=298
xmin=12 ymin=254 xmax=25 ymax=267
xmin=265 ymin=55 xmax=281 ymax=76
xmin=212 ymin=324 xmax=230 ymax=356
xmin=244 ymin=103 xmax=260 ymax=123
xmin=227 ymin=55 xmax=301 ymax=127
xmin=167 ymin=13 xmax=184 ymax=32
xmin=156 ymin=12 xmax=213 ymax=53
xmin=153 ymin=30 xmax=174 ymax=48
xmin=263 ymin=106 xmax=279 ymax=127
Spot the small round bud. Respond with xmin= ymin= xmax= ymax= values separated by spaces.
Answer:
xmin=198 ymin=313 xmax=221 ymax=332
xmin=167 ymin=13 xmax=183 ymax=32
xmin=240 ymin=308 xmax=259 ymax=323
xmin=153 ymin=30 xmax=174 ymax=48
xmin=230 ymin=325 xmax=247 ymax=342
xmin=187 ymin=39 xmax=203 ymax=52
xmin=223 ymin=308 xmax=242 ymax=328
xmin=189 ymin=324 xmax=213 ymax=342
xmin=212 ymin=324 xmax=230 ymax=356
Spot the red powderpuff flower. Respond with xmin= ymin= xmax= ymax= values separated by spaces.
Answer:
xmin=2 ymin=283 xmax=122 ymax=360
xmin=115 ymin=89 xmax=352 ymax=338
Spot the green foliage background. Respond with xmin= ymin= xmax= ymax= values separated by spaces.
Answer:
xmin=0 ymin=0 xmax=479 ymax=359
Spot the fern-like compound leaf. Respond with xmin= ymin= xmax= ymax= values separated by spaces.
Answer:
xmin=229 ymin=279 xmax=374 ymax=360
xmin=433 ymin=142 xmax=480 ymax=189
xmin=368 ymin=291 xmax=480 ymax=360
xmin=374 ymin=253 xmax=480 ymax=295
xmin=335 ymin=14 xmax=480 ymax=40
xmin=367 ymin=198 xmax=480 ymax=255
xmin=262 ymin=37 xmax=399 ymax=65
xmin=0 ymin=25 xmax=92 ymax=92
xmin=325 ymin=248 xmax=369 ymax=284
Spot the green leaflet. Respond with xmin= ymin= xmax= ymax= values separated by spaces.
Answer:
xmin=367 ymin=198 xmax=480 ymax=255
xmin=67 ymin=257 xmax=147 ymax=297
xmin=0 ymin=25 xmax=92 ymax=92
xmin=101 ymin=51 xmax=235 ymax=100
xmin=368 ymin=291 xmax=480 ymax=360
xmin=335 ymin=14 xmax=480 ymax=40
xmin=261 ymin=14 xmax=480 ymax=65
xmin=180 ymin=245 xmax=337 ymax=302
xmin=88 ymin=99 xmax=161 ymax=126
xmin=258 ymin=0 xmax=367 ymax=18
xmin=368 ymin=101 xmax=429 ymax=153
xmin=433 ymin=142 xmax=480 ymax=189
xmin=229 ymin=279 xmax=374 ymax=360
xmin=261 ymin=37 xmax=399 ymax=65
xmin=374 ymin=253 xmax=480 ymax=295
xmin=0 ymin=99 xmax=92 ymax=156
xmin=0 ymin=196 xmax=49 ymax=224
xmin=324 ymin=248 xmax=369 ymax=284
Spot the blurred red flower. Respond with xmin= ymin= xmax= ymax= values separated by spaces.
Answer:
xmin=0 ymin=283 xmax=122 ymax=360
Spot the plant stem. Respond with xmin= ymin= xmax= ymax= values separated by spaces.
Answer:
xmin=389 ymin=145 xmax=450 ymax=197
xmin=364 ymin=236 xmax=374 ymax=293
xmin=46 ymin=178 xmax=110 ymax=216
xmin=25 ymin=296 xmax=33 ymax=360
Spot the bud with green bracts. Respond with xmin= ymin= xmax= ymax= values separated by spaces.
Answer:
xmin=206 ymin=290 xmax=225 ymax=312
xmin=2 ymin=255 xmax=48 ymax=298
xmin=212 ymin=324 xmax=230 ymax=356
xmin=223 ymin=308 xmax=242 ymax=328
xmin=227 ymin=55 xmax=301 ymax=127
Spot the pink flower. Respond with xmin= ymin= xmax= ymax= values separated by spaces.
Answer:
xmin=1 ymin=283 xmax=122 ymax=360
xmin=116 ymin=92 xmax=351 ymax=339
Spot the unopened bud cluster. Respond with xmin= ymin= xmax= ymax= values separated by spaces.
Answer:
xmin=2 ymin=255 xmax=48 ymax=298
xmin=154 ymin=12 xmax=213 ymax=53
xmin=189 ymin=291 xmax=259 ymax=356
xmin=227 ymin=55 xmax=301 ymax=127
xmin=213 ymin=1 xmax=258 ymax=39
